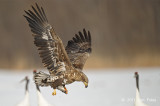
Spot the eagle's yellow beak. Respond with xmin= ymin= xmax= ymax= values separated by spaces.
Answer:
xmin=83 ymin=82 xmax=88 ymax=88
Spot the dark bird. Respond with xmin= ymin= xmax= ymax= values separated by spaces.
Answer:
xmin=24 ymin=3 xmax=92 ymax=95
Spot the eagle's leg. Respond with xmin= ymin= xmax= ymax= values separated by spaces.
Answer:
xmin=52 ymin=89 xmax=56 ymax=96
xmin=64 ymin=86 xmax=68 ymax=94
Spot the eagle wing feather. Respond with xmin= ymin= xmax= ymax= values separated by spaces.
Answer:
xmin=24 ymin=4 xmax=72 ymax=75
xmin=65 ymin=29 xmax=92 ymax=71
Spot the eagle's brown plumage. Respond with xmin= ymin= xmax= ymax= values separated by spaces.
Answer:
xmin=24 ymin=3 xmax=91 ymax=95
xmin=66 ymin=29 xmax=92 ymax=71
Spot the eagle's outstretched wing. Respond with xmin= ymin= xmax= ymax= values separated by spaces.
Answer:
xmin=24 ymin=4 xmax=72 ymax=75
xmin=65 ymin=29 xmax=92 ymax=71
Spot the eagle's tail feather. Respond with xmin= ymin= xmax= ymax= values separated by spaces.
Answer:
xmin=34 ymin=71 xmax=50 ymax=87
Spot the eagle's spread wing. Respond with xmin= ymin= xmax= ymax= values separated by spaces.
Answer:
xmin=65 ymin=29 xmax=92 ymax=71
xmin=24 ymin=4 xmax=72 ymax=75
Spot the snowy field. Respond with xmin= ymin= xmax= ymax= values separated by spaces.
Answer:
xmin=0 ymin=68 xmax=160 ymax=106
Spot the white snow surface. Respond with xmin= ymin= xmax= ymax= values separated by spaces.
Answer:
xmin=0 ymin=68 xmax=160 ymax=106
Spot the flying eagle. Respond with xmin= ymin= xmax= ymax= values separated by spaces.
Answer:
xmin=24 ymin=4 xmax=92 ymax=95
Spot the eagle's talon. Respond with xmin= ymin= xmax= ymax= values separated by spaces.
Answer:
xmin=52 ymin=89 xmax=56 ymax=96
xmin=64 ymin=87 xmax=68 ymax=94
xmin=65 ymin=90 xmax=68 ymax=94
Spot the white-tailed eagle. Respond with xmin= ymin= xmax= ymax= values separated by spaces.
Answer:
xmin=24 ymin=3 xmax=92 ymax=95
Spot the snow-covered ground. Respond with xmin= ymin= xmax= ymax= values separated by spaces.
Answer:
xmin=0 ymin=68 xmax=160 ymax=106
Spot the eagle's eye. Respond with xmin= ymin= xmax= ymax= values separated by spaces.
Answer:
xmin=86 ymin=48 xmax=92 ymax=53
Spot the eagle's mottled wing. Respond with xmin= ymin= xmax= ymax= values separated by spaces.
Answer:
xmin=24 ymin=4 xmax=71 ymax=75
xmin=65 ymin=29 xmax=92 ymax=71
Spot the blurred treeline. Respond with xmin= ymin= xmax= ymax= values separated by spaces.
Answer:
xmin=0 ymin=0 xmax=160 ymax=70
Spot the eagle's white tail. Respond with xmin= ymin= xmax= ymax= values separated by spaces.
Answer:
xmin=34 ymin=71 xmax=50 ymax=87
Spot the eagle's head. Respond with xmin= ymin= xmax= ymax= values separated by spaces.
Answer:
xmin=80 ymin=72 xmax=89 ymax=88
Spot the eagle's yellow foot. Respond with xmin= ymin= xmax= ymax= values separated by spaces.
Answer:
xmin=52 ymin=89 xmax=56 ymax=96
xmin=64 ymin=87 xmax=68 ymax=94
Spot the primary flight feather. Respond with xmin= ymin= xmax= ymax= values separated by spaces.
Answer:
xmin=24 ymin=3 xmax=92 ymax=95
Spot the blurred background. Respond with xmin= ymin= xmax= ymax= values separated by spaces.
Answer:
xmin=0 ymin=0 xmax=160 ymax=70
